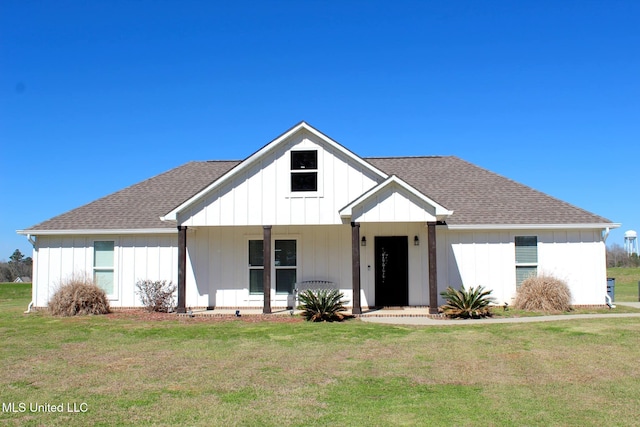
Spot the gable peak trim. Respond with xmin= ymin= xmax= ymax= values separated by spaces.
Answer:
xmin=339 ymin=174 xmax=453 ymax=220
xmin=162 ymin=122 xmax=389 ymax=222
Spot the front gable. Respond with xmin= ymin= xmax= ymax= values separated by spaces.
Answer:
xmin=166 ymin=122 xmax=390 ymax=226
xmin=340 ymin=175 xmax=453 ymax=223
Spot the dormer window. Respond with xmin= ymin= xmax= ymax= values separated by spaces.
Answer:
xmin=291 ymin=150 xmax=318 ymax=192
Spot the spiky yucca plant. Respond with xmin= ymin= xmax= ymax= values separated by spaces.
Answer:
xmin=297 ymin=289 xmax=349 ymax=322
xmin=439 ymin=285 xmax=494 ymax=319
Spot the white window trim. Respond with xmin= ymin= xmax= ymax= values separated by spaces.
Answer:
xmin=274 ymin=238 xmax=298 ymax=295
xmin=245 ymin=234 xmax=301 ymax=301
xmin=93 ymin=239 xmax=118 ymax=300
xmin=515 ymin=235 xmax=538 ymax=288
xmin=247 ymin=238 xmax=264 ymax=296
xmin=287 ymin=148 xmax=324 ymax=198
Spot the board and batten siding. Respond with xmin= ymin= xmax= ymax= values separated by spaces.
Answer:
xmin=351 ymin=182 xmax=438 ymax=223
xmin=185 ymin=225 xmax=354 ymax=308
xmin=536 ymin=229 xmax=607 ymax=305
xmin=32 ymin=234 xmax=178 ymax=308
xmin=185 ymin=223 xmax=435 ymax=309
xmin=30 ymin=227 xmax=607 ymax=309
xmin=177 ymin=130 xmax=383 ymax=227
xmin=438 ymin=228 xmax=607 ymax=306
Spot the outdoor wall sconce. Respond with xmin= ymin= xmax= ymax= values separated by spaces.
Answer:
xmin=414 ymin=235 xmax=420 ymax=246
xmin=361 ymin=236 xmax=367 ymax=246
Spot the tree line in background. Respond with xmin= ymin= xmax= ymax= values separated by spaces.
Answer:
xmin=607 ymin=243 xmax=640 ymax=268
xmin=0 ymin=249 xmax=33 ymax=282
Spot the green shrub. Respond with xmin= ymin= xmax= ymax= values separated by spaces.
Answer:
xmin=136 ymin=280 xmax=176 ymax=312
xmin=49 ymin=274 xmax=110 ymax=316
xmin=439 ymin=285 xmax=494 ymax=319
xmin=513 ymin=274 xmax=572 ymax=312
xmin=297 ymin=289 xmax=350 ymax=322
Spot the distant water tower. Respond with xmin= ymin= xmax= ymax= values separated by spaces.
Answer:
xmin=624 ymin=230 xmax=638 ymax=256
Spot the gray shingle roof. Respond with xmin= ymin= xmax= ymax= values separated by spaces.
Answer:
xmin=366 ymin=156 xmax=611 ymax=225
xmin=24 ymin=156 xmax=611 ymax=232
xmin=26 ymin=161 xmax=241 ymax=231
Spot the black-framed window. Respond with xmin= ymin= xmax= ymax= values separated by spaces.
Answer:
xmin=291 ymin=150 xmax=318 ymax=192
xmin=249 ymin=239 xmax=297 ymax=295
xmin=275 ymin=239 xmax=297 ymax=294
xmin=249 ymin=240 xmax=263 ymax=294
xmin=291 ymin=150 xmax=317 ymax=170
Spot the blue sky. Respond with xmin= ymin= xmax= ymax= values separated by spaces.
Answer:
xmin=1 ymin=0 xmax=638 ymax=260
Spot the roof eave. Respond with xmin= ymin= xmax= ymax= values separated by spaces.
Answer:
xmin=17 ymin=228 xmax=177 ymax=236
xmin=445 ymin=223 xmax=621 ymax=230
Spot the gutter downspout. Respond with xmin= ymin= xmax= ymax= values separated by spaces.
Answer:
xmin=605 ymin=294 xmax=616 ymax=309
xmin=24 ymin=234 xmax=36 ymax=313
xmin=24 ymin=301 xmax=34 ymax=314
xmin=602 ymin=228 xmax=616 ymax=308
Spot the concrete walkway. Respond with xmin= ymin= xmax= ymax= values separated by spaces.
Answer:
xmin=183 ymin=302 xmax=640 ymax=325
xmin=359 ymin=302 xmax=640 ymax=326
xmin=616 ymin=301 xmax=640 ymax=308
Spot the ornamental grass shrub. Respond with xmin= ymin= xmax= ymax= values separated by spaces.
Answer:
xmin=49 ymin=274 xmax=110 ymax=316
xmin=439 ymin=285 xmax=494 ymax=319
xmin=513 ymin=274 xmax=572 ymax=313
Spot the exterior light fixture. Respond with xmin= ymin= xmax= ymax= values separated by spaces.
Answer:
xmin=414 ymin=236 xmax=420 ymax=246
xmin=361 ymin=236 xmax=367 ymax=246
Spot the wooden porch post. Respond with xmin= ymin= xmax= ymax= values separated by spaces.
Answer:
xmin=177 ymin=226 xmax=187 ymax=314
xmin=263 ymin=226 xmax=272 ymax=314
xmin=351 ymin=222 xmax=362 ymax=315
xmin=428 ymin=221 xmax=438 ymax=314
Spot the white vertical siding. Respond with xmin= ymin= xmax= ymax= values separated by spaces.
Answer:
xmin=537 ymin=229 xmax=606 ymax=305
xmin=352 ymin=184 xmax=437 ymax=223
xmin=186 ymin=225 xmax=357 ymax=308
xmin=32 ymin=226 xmax=608 ymax=309
xmin=118 ymin=234 xmax=177 ymax=307
xmin=187 ymin=226 xmax=259 ymax=308
xmin=33 ymin=236 xmax=94 ymax=307
xmin=188 ymin=225 xmax=352 ymax=307
xmin=34 ymin=234 xmax=177 ymax=308
xmin=439 ymin=228 xmax=607 ymax=306
xmin=178 ymin=131 xmax=383 ymax=227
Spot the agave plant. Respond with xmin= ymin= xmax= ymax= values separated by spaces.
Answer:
xmin=439 ymin=285 xmax=494 ymax=319
xmin=297 ymin=289 xmax=349 ymax=322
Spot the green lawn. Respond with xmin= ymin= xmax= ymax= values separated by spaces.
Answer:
xmin=1 ymin=283 xmax=639 ymax=426
xmin=608 ymin=267 xmax=640 ymax=302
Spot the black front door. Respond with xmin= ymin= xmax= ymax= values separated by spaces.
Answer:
xmin=375 ymin=236 xmax=409 ymax=307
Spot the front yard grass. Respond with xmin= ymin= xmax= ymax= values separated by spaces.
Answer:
xmin=608 ymin=267 xmax=640 ymax=302
xmin=1 ymin=283 xmax=640 ymax=426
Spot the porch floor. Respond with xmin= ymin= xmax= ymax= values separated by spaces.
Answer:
xmin=178 ymin=307 xmax=443 ymax=318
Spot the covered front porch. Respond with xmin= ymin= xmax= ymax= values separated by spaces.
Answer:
xmin=169 ymin=168 xmax=453 ymax=316
xmin=173 ymin=222 xmax=442 ymax=315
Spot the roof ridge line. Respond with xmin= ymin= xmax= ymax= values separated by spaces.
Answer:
xmin=364 ymin=155 xmax=449 ymax=159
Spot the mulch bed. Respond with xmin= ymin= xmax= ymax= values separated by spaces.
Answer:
xmin=105 ymin=309 xmax=305 ymax=323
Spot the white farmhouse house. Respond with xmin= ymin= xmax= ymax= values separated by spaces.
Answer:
xmin=18 ymin=122 xmax=618 ymax=313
